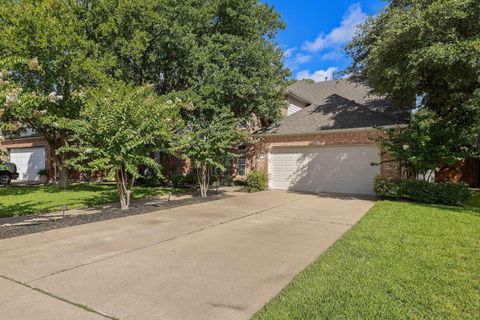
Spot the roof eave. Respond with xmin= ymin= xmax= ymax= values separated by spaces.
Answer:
xmin=252 ymin=124 xmax=408 ymax=138
xmin=286 ymin=91 xmax=314 ymax=105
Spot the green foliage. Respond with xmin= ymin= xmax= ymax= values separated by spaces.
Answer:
xmin=62 ymin=82 xmax=181 ymax=208
xmin=374 ymin=176 xmax=403 ymax=199
xmin=170 ymin=173 xmax=197 ymax=189
xmin=0 ymin=1 xmax=103 ymax=134
xmin=377 ymin=108 xmax=480 ymax=176
xmin=0 ymin=0 xmax=107 ymax=187
xmin=245 ymin=170 xmax=269 ymax=192
xmin=172 ymin=109 xmax=247 ymax=197
xmin=0 ymin=161 xmax=8 ymax=172
xmin=347 ymin=0 xmax=480 ymax=110
xmin=68 ymin=82 xmax=181 ymax=175
xmin=348 ymin=0 xmax=480 ymax=171
xmin=174 ymin=110 xmax=246 ymax=170
xmin=76 ymin=0 xmax=288 ymax=122
xmin=374 ymin=177 xmax=471 ymax=206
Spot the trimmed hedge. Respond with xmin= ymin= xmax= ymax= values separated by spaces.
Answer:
xmin=245 ymin=171 xmax=269 ymax=192
xmin=374 ymin=176 xmax=471 ymax=206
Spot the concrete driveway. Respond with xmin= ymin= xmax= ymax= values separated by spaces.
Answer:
xmin=0 ymin=191 xmax=374 ymax=320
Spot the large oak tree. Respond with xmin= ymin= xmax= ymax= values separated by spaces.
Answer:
xmin=347 ymin=0 xmax=480 ymax=175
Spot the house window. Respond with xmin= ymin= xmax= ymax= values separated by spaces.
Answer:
xmin=237 ymin=146 xmax=247 ymax=177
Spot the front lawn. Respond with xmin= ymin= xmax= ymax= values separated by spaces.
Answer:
xmin=253 ymin=200 xmax=480 ymax=319
xmin=0 ymin=183 xmax=184 ymax=218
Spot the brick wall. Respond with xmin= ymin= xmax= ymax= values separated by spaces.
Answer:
xmin=249 ymin=129 xmax=402 ymax=179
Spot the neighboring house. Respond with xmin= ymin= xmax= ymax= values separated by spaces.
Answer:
xmin=248 ymin=79 xmax=412 ymax=195
xmin=0 ymin=131 xmax=51 ymax=182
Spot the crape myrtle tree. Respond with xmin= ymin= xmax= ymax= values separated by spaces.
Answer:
xmin=172 ymin=105 xmax=248 ymax=198
xmin=62 ymin=82 xmax=182 ymax=210
xmin=346 ymin=0 xmax=480 ymax=177
xmin=0 ymin=2 xmax=105 ymax=189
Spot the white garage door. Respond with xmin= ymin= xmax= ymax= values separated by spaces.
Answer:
xmin=9 ymin=147 xmax=46 ymax=181
xmin=268 ymin=145 xmax=380 ymax=195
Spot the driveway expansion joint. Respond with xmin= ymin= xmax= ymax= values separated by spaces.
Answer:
xmin=0 ymin=274 xmax=118 ymax=320
xmin=262 ymin=214 xmax=354 ymax=226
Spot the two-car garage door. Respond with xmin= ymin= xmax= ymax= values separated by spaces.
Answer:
xmin=268 ymin=145 xmax=380 ymax=195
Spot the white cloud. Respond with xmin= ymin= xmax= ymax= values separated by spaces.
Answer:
xmin=302 ymin=3 xmax=367 ymax=53
xmin=295 ymin=67 xmax=339 ymax=82
xmin=320 ymin=51 xmax=343 ymax=62
xmin=293 ymin=53 xmax=312 ymax=64
xmin=283 ymin=47 xmax=297 ymax=59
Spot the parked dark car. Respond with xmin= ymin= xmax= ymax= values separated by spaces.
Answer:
xmin=0 ymin=161 xmax=19 ymax=186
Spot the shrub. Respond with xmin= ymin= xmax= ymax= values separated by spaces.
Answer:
xmin=428 ymin=181 xmax=471 ymax=206
xmin=374 ymin=176 xmax=402 ymax=199
xmin=170 ymin=172 xmax=197 ymax=188
xmin=136 ymin=172 xmax=164 ymax=187
xmin=401 ymin=179 xmax=439 ymax=204
xmin=245 ymin=171 xmax=268 ymax=192
xmin=374 ymin=176 xmax=471 ymax=206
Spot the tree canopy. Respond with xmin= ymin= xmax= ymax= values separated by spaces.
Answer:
xmin=172 ymin=108 xmax=247 ymax=197
xmin=347 ymin=0 xmax=480 ymax=175
xmin=347 ymin=0 xmax=480 ymax=111
xmin=77 ymin=0 xmax=288 ymax=122
xmin=0 ymin=0 xmax=105 ymax=187
xmin=63 ymin=82 xmax=182 ymax=210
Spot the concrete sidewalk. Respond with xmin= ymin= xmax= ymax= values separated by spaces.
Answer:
xmin=0 ymin=191 xmax=374 ymax=320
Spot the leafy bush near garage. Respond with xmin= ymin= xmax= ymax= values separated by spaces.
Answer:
xmin=245 ymin=171 xmax=268 ymax=192
xmin=374 ymin=176 xmax=471 ymax=206
xmin=374 ymin=176 xmax=403 ymax=199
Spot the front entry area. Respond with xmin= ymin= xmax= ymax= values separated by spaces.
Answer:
xmin=9 ymin=147 xmax=46 ymax=181
xmin=268 ymin=145 xmax=380 ymax=195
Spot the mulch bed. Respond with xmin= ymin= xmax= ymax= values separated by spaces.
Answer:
xmin=0 ymin=192 xmax=228 ymax=240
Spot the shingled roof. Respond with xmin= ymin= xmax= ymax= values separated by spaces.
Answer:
xmin=259 ymin=79 xmax=411 ymax=135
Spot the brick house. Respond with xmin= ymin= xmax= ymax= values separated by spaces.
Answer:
xmin=246 ymin=79 xmax=411 ymax=195
xmin=3 ymin=79 xmax=476 ymax=192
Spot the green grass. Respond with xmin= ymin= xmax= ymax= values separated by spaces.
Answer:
xmin=253 ymin=200 xmax=480 ymax=320
xmin=0 ymin=183 xmax=186 ymax=218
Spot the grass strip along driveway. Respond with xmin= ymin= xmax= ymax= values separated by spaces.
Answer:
xmin=253 ymin=200 xmax=480 ymax=319
xmin=0 ymin=183 xmax=182 ymax=218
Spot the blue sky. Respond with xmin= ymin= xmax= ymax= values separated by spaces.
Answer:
xmin=264 ymin=0 xmax=385 ymax=81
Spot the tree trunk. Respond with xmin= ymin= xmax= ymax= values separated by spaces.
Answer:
xmin=197 ymin=163 xmax=210 ymax=198
xmin=53 ymin=153 xmax=69 ymax=190
xmin=116 ymin=167 xmax=131 ymax=211
xmin=58 ymin=163 xmax=69 ymax=189
xmin=49 ymin=134 xmax=69 ymax=189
